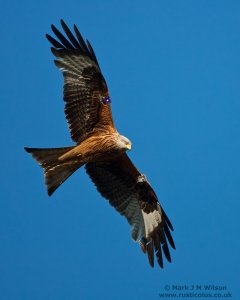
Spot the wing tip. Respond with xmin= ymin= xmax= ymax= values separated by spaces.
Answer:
xmin=47 ymin=188 xmax=54 ymax=196
xmin=45 ymin=33 xmax=51 ymax=41
xmin=51 ymin=24 xmax=57 ymax=32
xmin=24 ymin=147 xmax=30 ymax=153
xmin=139 ymin=221 xmax=175 ymax=269
xmin=60 ymin=19 xmax=65 ymax=26
xmin=46 ymin=20 xmax=99 ymax=65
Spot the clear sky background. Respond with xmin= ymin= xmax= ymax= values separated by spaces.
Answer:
xmin=0 ymin=1 xmax=239 ymax=299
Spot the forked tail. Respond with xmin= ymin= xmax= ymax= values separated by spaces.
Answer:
xmin=24 ymin=146 xmax=83 ymax=196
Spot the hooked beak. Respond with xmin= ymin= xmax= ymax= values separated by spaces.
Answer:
xmin=126 ymin=143 xmax=132 ymax=150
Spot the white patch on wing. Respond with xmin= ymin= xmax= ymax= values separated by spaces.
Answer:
xmin=141 ymin=209 xmax=162 ymax=238
xmin=124 ymin=198 xmax=162 ymax=242
xmin=124 ymin=197 xmax=145 ymax=241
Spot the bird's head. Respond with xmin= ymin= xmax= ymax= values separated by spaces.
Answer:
xmin=117 ymin=134 xmax=132 ymax=151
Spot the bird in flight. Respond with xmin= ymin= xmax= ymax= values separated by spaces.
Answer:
xmin=25 ymin=20 xmax=175 ymax=268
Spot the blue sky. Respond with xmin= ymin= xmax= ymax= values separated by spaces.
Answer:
xmin=1 ymin=0 xmax=240 ymax=299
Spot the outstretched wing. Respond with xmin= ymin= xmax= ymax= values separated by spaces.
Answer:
xmin=46 ymin=20 xmax=114 ymax=143
xmin=85 ymin=154 xmax=175 ymax=268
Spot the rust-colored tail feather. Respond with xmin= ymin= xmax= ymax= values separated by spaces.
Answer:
xmin=24 ymin=147 xmax=83 ymax=195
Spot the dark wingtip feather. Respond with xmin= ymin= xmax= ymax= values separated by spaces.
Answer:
xmin=47 ymin=187 xmax=54 ymax=196
xmin=162 ymin=242 xmax=171 ymax=263
xmin=146 ymin=241 xmax=154 ymax=267
xmin=162 ymin=208 xmax=174 ymax=231
xmin=60 ymin=19 xmax=81 ymax=49
xmin=24 ymin=147 xmax=31 ymax=153
xmin=24 ymin=147 xmax=38 ymax=154
xmin=153 ymin=234 xmax=163 ymax=268
xmin=46 ymin=33 xmax=64 ymax=49
xmin=51 ymin=24 xmax=75 ymax=50
xmin=164 ymin=223 xmax=176 ymax=250
xmin=156 ymin=250 xmax=164 ymax=268
xmin=153 ymin=232 xmax=165 ymax=268
xmin=73 ymin=24 xmax=89 ymax=54
xmin=86 ymin=39 xmax=99 ymax=66
xmin=47 ymin=21 xmax=99 ymax=66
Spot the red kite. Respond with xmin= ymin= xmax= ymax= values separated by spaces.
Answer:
xmin=25 ymin=20 xmax=175 ymax=268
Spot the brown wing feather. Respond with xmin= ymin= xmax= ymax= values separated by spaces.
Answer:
xmin=85 ymin=154 xmax=175 ymax=268
xmin=46 ymin=20 xmax=114 ymax=143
